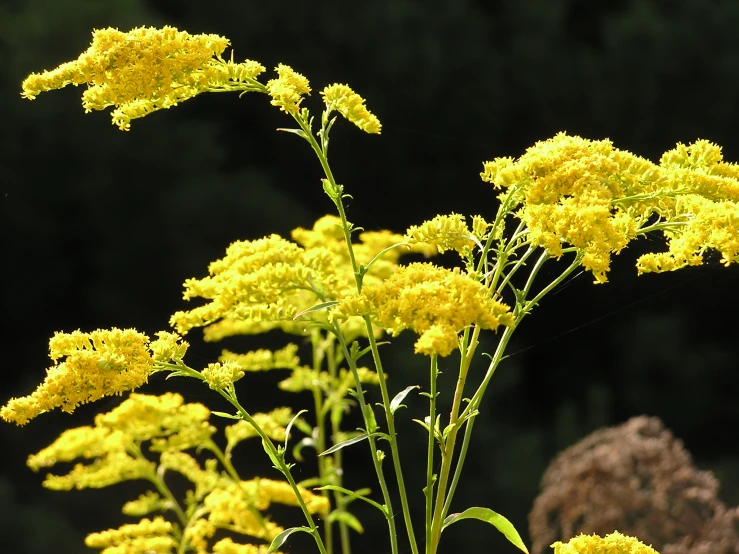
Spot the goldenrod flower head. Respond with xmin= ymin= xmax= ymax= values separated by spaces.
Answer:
xmin=41 ymin=450 xmax=157 ymax=490
xmin=27 ymin=425 xmax=125 ymax=470
xmin=481 ymin=132 xmax=739 ymax=282
xmin=265 ymin=64 xmax=311 ymax=114
xmin=183 ymin=517 xmax=217 ymax=553
xmin=122 ymin=490 xmax=171 ymax=517
xmin=204 ymin=482 xmax=284 ymax=540
xmin=321 ymin=83 xmax=382 ymax=134
xmin=85 ymin=517 xmax=176 ymax=553
xmin=95 ymin=392 xmax=213 ymax=448
xmin=337 ymin=262 xmax=514 ymax=357
xmin=22 ymin=26 xmax=266 ymax=130
xmin=213 ymin=537 xmax=275 ymax=554
xmin=202 ymin=361 xmax=246 ymax=390
xmin=160 ymin=452 xmax=225 ymax=500
xmin=405 ymin=213 xmax=475 ymax=255
xmin=170 ymin=233 xmax=346 ymax=337
xmin=219 ymin=344 xmax=302 ymax=372
xmin=551 ymin=531 xmax=659 ymax=554
xmin=1 ymin=328 xmax=153 ymax=425
xmin=150 ymin=331 xmax=189 ymax=363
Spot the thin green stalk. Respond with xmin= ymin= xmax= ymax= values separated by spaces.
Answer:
xmin=424 ymin=355 xmax=439 ymax=554
xmin=311 ymin=334 xmax=334 ymax=554
xmin=217 ymin=389 xmax=329 ymax=554
xmin=293 ymin=109 xmax=414 ymax=554
xmin=426 ymin=325 xmax=479 ymax=554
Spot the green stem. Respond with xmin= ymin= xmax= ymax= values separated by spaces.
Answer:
xmin=294 ymin=109 xmax=413 ymax=554
xmin=426 ymin=325 xmax=479 ymax=554
xmin=217 ymin=388 xmax=329 ymax=554
xmin=424 ymin=355 xmax=439 ymax=554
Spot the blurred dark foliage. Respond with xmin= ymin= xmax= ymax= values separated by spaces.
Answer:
xmin=529 ymin=416 xmax=739 ymax=554
xmin=1 ymin=1 xmax=738 ymax=553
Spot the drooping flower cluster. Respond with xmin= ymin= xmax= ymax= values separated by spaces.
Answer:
xmin=1 ymin=328 xmax=154 ymax=425
xmin=336 ymin=262 xmax=514 ymax=357
xmin=481 ymin=133 xmax=739 ymax=283
xmin=321 ymin=83 xmax=382 ymax=134
xmin=25 ymin=392 xmax=319 ymax=553
xmin=21 ymin=26 xmax=382 ymax=134
xmin=171 ymin=215 xmax=428 ymax=342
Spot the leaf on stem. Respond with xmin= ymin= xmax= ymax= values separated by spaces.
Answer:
xmin=390 ymin=385 xmax=419 ymax=414
xmin=319 ymin=432 xmax=374 ymax=456
xmin=293 ymin=301 xmax=340 ymax=320
xmin=284 ymin=409 xmax=308 ymax=451
xmin=211 ymin=411 xmax=242 ymax=420
xmin=442 ymin=507 xmax=529 ymax=554
xmin=267 ymin=526 xmax=313 ymax=553
xmin=314 ymin=485 xmax=388 ymax=515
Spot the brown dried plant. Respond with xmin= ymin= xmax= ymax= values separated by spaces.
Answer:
xmin=529 ymin=416 xmax=739 ymax=554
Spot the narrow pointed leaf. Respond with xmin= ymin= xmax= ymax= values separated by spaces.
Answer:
xmin=267 ymin=526 xmax=312 ymax=553
xmin=390 ymin=385 xmax=419 ymax=414
xmin=319 ymin=433 xmax=372 ymax=456
xmin=293 ymin=301 xmax=340 ymax=320
xmin=314 ymin=485 xmax=387 ymax=514
xmin=211 ymin=411 xmax=242 ymax=420
xmin=442 ymin=507 xmax=529 ymax=554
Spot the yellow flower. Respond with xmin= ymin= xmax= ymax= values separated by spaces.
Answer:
xmin=265 ymin=63 xmax=311 ymax=114
xmin=202 ymin=361 xmax=245 ymax=390
xmin=219 ymin=344 xmax=302 ymax=372
xmin=22 ymin=26 xmax=265 ymax=130
xmin=1 ymin=328 xmax=153 ymax=425
xmin=321 ymin=83 xmax=382 ymax=134
xmin=337 ymin=262 xmax=514 ymax=357
xmin=213 ymin=537 xmax=275 ymax=554
xmin=85 ymin=517 xmax=176 ymax=553
xmin=481 ymin=132 xmax=739 ymax=282
xmin=405 ymin=213 xmax=475 ymax=255
xmin=551 ymin=531 xmax=659 ymax=554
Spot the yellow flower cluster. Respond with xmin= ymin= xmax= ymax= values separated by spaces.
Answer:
xmin=337 ymin=262 xmax=514 ymax=357
xmin=212 ymin=537 xmax=274 ymax=554
xmin=26 ymin=393 xmax=215 ymax=491
xmin=551 ymin=531 xmax=659 ymax=554
xmin=265 ymin=63 xmax=311 ymax=114
xmin=84 ymin=517 xmax=176 ymax=554
xmin=21 ymin=26 xmax=383 ymax=134
xmin=321 ymin=83 xmax=382 ymax=134
xmin=22 ymin=26 xmax=266 ymax=130
xmin=171 ymin=216 xmax=426 ymax=342
xmin=405 ymin=213 xmax=476 ymax=255
xmin=1 ymin=328 xmax=153 ymax=425
xmin=481 ymin=132 xmax=739 ymax=283
xmin=202 ymin=361 xmax=246 ymax=390
xmin=219 ymin=344 xmax=302 ymax=372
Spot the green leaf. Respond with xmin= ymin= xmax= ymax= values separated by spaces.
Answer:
xmin=211 ymin=411 xmax=242 ymax=420
xmin=267 ymin=526 xmax=313 ymax=553
xmin=442 ymin=507 xmax=529 ymax=554
xmin=276 ymin=127 xmax=309 ymax=140
xmin=314 ymin=485 xmax=387 ymax=515
xmin=327 ymin=510 xmax=364 ymax=533
xmin=293 ymin=301 xmax=340 ymax=320
xmin=284 ymin=409 xmax=308 ymax=451
xmin=319 ymin=433 xmax=373 ymax=456
xmin=390 ymin=385 xmax=419 ymax=414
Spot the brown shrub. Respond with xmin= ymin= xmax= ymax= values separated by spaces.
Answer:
xmin=529 ymin=416 xmax=738 ymax=554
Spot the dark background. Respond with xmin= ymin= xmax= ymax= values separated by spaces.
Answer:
xmin=1 ymin=1 xmax=738 ymax=553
